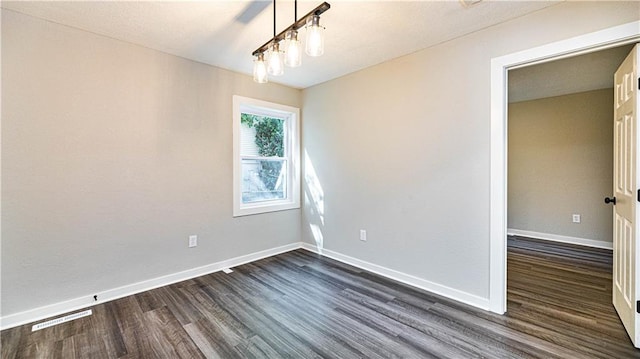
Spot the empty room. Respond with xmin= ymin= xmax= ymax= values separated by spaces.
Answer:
xmin=2 ymin=1 xmax=640 ymax=358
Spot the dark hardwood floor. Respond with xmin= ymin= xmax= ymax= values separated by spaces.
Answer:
xmin=2 ymin=237 xmax=639 ymax=358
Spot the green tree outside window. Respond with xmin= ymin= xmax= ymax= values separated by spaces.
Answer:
xmin=241 ymin=114 xmax=285 ymax=191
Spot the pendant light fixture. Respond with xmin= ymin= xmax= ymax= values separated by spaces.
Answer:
xmin=284 ymin=1 xmax=302 ymax=68
xmin=252 ymin=0 xmax=330 ymax=83
xmin=305 ymin=15 xmax=324 ymax=57
xmin=267 ymin=42 xmax=285 ymax=76
xmin=284 ymin=29 xmax=302 ymax=67
xmin=266 ymin=0 xmax=284 ymax=76
xmin=253 ymin=52 xmax=268 ymax=83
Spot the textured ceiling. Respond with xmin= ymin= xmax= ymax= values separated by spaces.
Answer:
xmin=2 ymin=1 xmax=561 ymax=89
xmin=508 ymin=44 xmax=636 ymax=103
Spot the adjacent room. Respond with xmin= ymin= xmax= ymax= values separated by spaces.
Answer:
xmin=2 ymin=1 xmax=640 ymax=357
xmin=505 ymin=44 xmax=635 ymax=358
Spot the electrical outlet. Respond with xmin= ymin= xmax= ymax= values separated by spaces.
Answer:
xmin=360 ymin=229 xmax=367 ymax=241
xmin=572 ymin=214 xmax=581 ymax=224
xmin=189 ymin=235 xmax=198 ymax=248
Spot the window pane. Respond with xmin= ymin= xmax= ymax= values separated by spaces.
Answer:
xmin=241 ymin=159 xmax=287 ymax=203
xmin=240 ymin=114 xmax=285 ymax=157
xmin=240 ymin=121 xmax=259 ymax=157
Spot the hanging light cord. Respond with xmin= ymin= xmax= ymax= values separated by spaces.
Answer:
xmin=273 ymin=0 xmax=276 ymax=38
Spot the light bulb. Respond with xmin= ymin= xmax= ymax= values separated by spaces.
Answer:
xmin=284 ymin=30 xmax=302 ymax=68
xmin=267 ymin=42 xmax=284 ymax=76
xmin=253 ymin=53 xmax=268 ymax=83
xmin=305 ymin=15 xmax=324 ymax=57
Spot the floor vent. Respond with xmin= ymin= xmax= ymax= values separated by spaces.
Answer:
xmin=222 ymin=268 xmax=234 ymax=274
xmin=31 ymin=310 xmax=92 ymax=332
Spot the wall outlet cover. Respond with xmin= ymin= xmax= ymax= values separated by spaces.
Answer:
xmin=189 ymin=235 xmax=198 ymax=248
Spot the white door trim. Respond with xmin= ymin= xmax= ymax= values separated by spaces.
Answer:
xmin=489 ymin=21 xmax=640 ymax=314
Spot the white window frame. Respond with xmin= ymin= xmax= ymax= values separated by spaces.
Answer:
xmin=233 ymin=95 xmax=300 ymax=217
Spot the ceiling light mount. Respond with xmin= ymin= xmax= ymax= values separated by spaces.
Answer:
xmin=252 ymin=0 xmax=330 ymax=83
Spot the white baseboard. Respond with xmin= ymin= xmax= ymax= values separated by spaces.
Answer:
xmin=0 ymin=242 xmax=301 ymax=331
xmin=2 ymin=241 xmax=494 ymax=330
xmin=507 ymin=228 xmax=613 ymax=250
xmin=300 ymin=243 xmax=491 ymax=311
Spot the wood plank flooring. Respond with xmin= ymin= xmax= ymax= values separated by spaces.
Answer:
xmin=2 ymin=237 xmax=639 ymax=358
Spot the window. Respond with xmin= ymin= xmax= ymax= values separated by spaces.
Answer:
xmin=233 ymin=96 xmax=300 ymax=216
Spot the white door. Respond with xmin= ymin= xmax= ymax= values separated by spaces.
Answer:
xmin=612 ymin=44 xmax=639 ymax=348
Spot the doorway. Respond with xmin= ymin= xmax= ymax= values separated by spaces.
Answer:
xmin=506 ymin=48 xmax=626 ymax=250
xmin=488 ymin=21 xmax=640 ymax=315
xmin=502 ymin=46 xmax=635 ymax=354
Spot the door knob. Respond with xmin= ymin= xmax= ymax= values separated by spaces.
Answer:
xmin=605 ymin=196 xmax=617 ymax=205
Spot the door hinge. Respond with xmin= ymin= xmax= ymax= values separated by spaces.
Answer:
xmin=637 ymin=300 xmax=640 ymax=314
xmin=637 ymin=189 xmax=640 ymax=202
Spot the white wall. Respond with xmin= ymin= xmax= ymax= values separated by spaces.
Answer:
xmin=508 ymin=89 xmax=613 ymax=244
xmin=3 ymin=1 xmax=639 ymax=321
xmin=302 ymin=2 xmax=640 ymax=301
xmin=1 ymin=10 xmax=301 ymax=317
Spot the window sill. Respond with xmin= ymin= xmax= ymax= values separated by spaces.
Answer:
xmin=233 ymin=201 xmax=300 ymax=217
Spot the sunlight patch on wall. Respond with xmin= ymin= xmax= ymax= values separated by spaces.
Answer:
xmin=305 ymin=150 xmax=324 ymax=225
xmin=304 ymin=150 xmax=325 ymax=250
